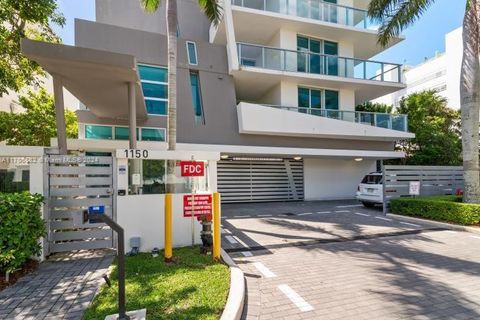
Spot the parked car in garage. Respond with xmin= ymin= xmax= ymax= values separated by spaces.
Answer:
xmin=356 ymin=172 xmax=383 ymax=207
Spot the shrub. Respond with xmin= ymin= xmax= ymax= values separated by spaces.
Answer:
xmin=0 ymin=192 xmax=46 ymax=273
xmin=390 ymin=195 xmax=480 ymax=225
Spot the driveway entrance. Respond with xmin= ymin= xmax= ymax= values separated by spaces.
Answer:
xmin=221 ymin=200 xmax=480 ymax=319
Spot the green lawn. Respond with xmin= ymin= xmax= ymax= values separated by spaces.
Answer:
xmin=83 ymin=247 xmax=230 ymax=320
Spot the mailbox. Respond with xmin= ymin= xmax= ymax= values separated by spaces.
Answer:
xmin=87 ymin=205 xmax=105 ymax=224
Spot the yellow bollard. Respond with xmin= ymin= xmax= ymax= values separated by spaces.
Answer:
xmin=213 ymin=192 xmax=221 ymax=261
xmin=164 ymin=193 xmax=173 ymax=262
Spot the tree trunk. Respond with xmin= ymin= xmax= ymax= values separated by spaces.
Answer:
xmin=460 ymin=0 xmax=480 ymax=203
xmin=166 ymin=0 xmax=178 ymax=194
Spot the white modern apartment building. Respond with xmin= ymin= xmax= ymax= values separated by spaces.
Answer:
xmin=374 ymin=27 xmax=462 ymax=109
xmin=22 ymin=0 xmax=413 ymax=203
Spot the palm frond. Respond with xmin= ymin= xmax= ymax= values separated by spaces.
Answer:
xmin=198 ymin=0 xmax=223 ymax=25
xmin=368 ymin=0 xmax=436 ymax=47
xmin=140 ymin=0 xmax=161 ymax=13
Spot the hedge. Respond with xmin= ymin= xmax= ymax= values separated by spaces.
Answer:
xmin=0 ymin=192 xmax=46 ymax=273
xmin=390 ymin=195 xmax=480 ymax=225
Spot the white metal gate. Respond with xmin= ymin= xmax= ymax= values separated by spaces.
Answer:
xmin=47 ymin=155 xmax=114 ymax=253
xmin=218 ymin=159 xmax=304 ymax=203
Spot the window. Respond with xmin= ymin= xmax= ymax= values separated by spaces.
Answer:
xmin=189 ymin=72 xmax=205 ymax=125
xmin=85 ymin=125 xmax=164 ymax=141
xmin=186 ymin=41 xmax=198 ymax=65
xmin=114 ymin=127 xmax=139 ymax=140
xmin=297 ymin=35 xmax=338 ymax=75
xmin=138 ymin=64 xmax=168 ymax=115
xmin=298 ymin=87 xmax=339 ymax=116
xmin=141 ymin=128 xmax=166 ymax=141
xmin=85 ymin=125 xmax=112 ymax=140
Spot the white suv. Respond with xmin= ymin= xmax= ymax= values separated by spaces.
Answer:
xmin=356 ymin=172 xmax=383 ymax=207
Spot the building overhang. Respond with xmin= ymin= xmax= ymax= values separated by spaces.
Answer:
xmin=21 ymin=39 xmax=147 ymax=121
xmin=49 ymin=138 xmax=405 ymax=160
xmin=177 ymin=143 xmax=406 ymax=160
xmin=237 ymin=102 xmax=414 ymax=141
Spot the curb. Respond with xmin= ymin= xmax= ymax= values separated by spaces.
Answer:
xmin=386 ymin=213 xmax=480 ymax=235
xmin=220 ymin=249 xmax=245 ymax=320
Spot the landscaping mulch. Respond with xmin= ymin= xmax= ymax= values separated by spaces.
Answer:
xmin=0 ymin=259 xmax=39 ymax=291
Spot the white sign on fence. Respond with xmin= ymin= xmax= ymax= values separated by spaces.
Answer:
xmin=409 ymin=181 xmax=421 ymax=196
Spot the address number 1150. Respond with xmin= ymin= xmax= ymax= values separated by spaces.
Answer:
xmin=124 ymin=149 xmax=149 ymax=159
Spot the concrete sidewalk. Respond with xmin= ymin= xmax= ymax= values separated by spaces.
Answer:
xmin=0 ymin=250 xmax=113 ymax=320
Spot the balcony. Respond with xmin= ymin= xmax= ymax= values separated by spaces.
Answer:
xmin=232 ymin=0 xmax=376 ymax=30
xmin=236 ymin=102 xmax=415 ymax=141
xmin=237 ymin=43 xmax=402 ymax=83
xmin=264 ymin=105 xmax=408 ymax=132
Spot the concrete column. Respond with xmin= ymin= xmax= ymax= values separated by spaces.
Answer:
xmin=128 ymin=82 xmax=141 ymax=194
xmin=52 ymin=75 xmax=67 ymax=154
xmin=128 ymin=82 xmax=137 ymax=149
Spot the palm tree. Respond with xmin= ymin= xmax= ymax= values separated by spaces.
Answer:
xmin=369 ymin=0 xmax=480 ymax=203
xmin=140 ymin=0 xmax=222 ymax=193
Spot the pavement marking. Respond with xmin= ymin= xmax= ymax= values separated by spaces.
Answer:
xmin=316 ymin=211 xmax=332 ymax=214
xmin=241 ymin=251 xmax=253 ymax=257
xmin=336 ymin=204 xmax=363 ymax=208
xmin=244 ymin=215 xmax=251 ymax=218
xmin=278 ymin=284 xmax=314 ymax=312
xmin=335 ymin=210 xmax=350 ymax=213
xmin=233 ymin=215 xmax=243 ymax=218
xmin=400 ymin=221 xmax=421 ymax=228
xmin=221 ymin=216 xmax=226 ymax=219
xmin=253 ymin=262 xmax=276 ymax=278
xmin=297 ymin=212 xmax=313 ymax=216
xmin=234 ymin=236 xmax=249 ymax=248
xmin=375 ymin=216 xmax=392 ymax=221
xmin=353 ymin=212 xmax=370 ymax=217
xmin=225 ymin=236 xmax=238 ymax=244
xmin=258 ymin=214 xmax=272 ymax=217
xmin=470 ymin=235 xmax=480 ymax=240
xmin=221 ymin=228 xmax=230 ymax=234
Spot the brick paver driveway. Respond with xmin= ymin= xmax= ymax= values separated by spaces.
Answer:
xmin=221 ymin=200 xmax=480 ymax=320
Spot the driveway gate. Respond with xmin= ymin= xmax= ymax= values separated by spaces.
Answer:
xmin=218 ymin=159 xmax=304 ymax=203
xmin=47 ymin=155 xmax=114 ymax=254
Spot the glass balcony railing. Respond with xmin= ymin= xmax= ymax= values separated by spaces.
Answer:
xmin=237 ymin=43 xmax=403 ymax=83
xmin=232 ymin=0 xmax=377 ymax=30
xmin=263 ymin=105 xmax=409 ymax=132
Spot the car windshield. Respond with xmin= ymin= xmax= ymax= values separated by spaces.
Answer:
xmin=361 ymin=175 xmax=382 ymax=184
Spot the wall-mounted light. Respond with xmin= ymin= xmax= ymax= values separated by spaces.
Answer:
xmin=220 ymin=154 xmax=229 ymax=159
xmin=293 ymin=156 xmax=302 ymax=161
xmin=354 ymin=158 xmax=363 ymax=162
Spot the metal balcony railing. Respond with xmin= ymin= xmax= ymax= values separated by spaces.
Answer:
xmin=263 ymin=105 xmax=409 ymax=132
xmin=237 ymin=43 xmax=403 ymax=83
xmin=232 ymin=0 xmax=377 ymax=30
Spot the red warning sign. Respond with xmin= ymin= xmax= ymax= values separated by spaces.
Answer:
xmin=183 ymin=194 xmax=212 ymax=217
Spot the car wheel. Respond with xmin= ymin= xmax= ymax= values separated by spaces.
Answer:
xmin=361 ymin=201 xmax=375 ymax=208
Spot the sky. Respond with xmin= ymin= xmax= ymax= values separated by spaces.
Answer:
xmin=52 ymin=0 xmax=466 ymax=67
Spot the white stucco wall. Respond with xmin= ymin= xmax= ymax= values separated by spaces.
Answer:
xmin=304 ymin=158 xmax=376 ymax=200
xmin=117 ymin=194 xmax=207 ymax=253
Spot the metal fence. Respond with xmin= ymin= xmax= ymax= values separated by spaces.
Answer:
xmin=382 ymin=165 xmax=464 ymax=214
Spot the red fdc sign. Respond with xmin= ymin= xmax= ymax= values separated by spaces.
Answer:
xmin=183 ymin=194 xmax=212 ymax=217
xmin=180 ymin=161 xmax=205 ymax=177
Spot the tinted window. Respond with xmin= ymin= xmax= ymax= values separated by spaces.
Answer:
xmin=85 ymin=125 xmax=112 ymax=140
xmin=361 ymin=175 xmax=382 ymax=184
xmin=187 ymin=42 xmax=198 ymax=65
